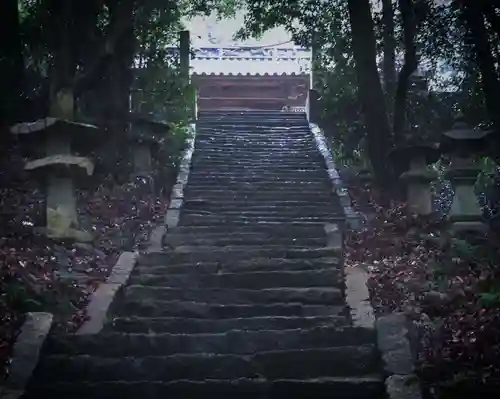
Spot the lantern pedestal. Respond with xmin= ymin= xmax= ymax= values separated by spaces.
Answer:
xmin=439 ymin=115 xmax=492 ymax=235
xmin=389 ymin=143 xmax=441 ymax=215
xmin=445 ymin=161 xmax=486 ymax=234
xmin=400 ymin=169 xmax=438 ymax=216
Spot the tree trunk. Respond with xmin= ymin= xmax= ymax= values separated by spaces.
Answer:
xmin=49 ymin=0 xmax=76 ymax=120
xmin=462 ymin=0 xmax=500 ymax=122
xmin=347 ymin=0 xmax=393 ymax=187
xmin=104 ymin=0 xmax=136 ymax=122
xmin=461 ymin=0 xmax=500 ymax=161
xmin=0 ymin=0 xmax=23 ymax=124
xmin=392 ymin=0 xmax=418 ymax=145
xmin=382 ymin=0 xmax=396 ymax=115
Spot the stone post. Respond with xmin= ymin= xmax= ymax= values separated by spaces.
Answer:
xmin=441 ymin=117 xmax=492 ymax=234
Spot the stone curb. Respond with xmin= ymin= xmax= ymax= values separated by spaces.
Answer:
xmin=76 ymin=251 xmax=138 ymax=335
xmin=344 ymin=264 xmax=376 ymax=329
xmin=164 ymin=123 xmax=196 ymax=230
xmin=376 ymin=313 xmax=423 ymax=399
xmin=310 ymin=123 xmax=363 ymax=230
xmin=0 ymin=312 xmax=53 ymax=399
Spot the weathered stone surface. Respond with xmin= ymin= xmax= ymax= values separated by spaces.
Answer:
xmin=381 ymin=345 xmax=415 ymax=374
xmin=376 ymin=313 xmax=418 ymax=375
xmin=164 ymin=233 xmax=326 ymax=248
xmin=129 ymin=269 xmax=343 ymax=289
xmin=114 ymin=299 xmax=345 ymax=319
xmin=324 ymin=223 xmax=343 ymax=250
xmin=138 ymin=246 xmax=338 ymax=265
xmin=164 ymin=208 xmax=180 ymax=228
xmin=180 ymin=214 xmax=344 ymax=226
xmin=77 ymin=252 xmax=138 ymax=335
xmin=46 ymin=326 xmax=375 ymax=356
xmin=123 ymin=286 xmax=343 ymax=305
xmin=22 ymin=377 xmax=385 ymax=399
xmin=109 ymin=315 xmax=349 ymax=334
xmin=5 ymin=312 xmax=53 ymax=391
xmin=386 ymin=374 xmax=423 ymax=399
xmin=133 ymin=257 xmax=341 ymax=274
xmin=345 ymin=265 xmax=375 ymax=329
xmin=35 ymin=346 xmax=378 ymax=382
xmin=22 ymin=110 xmax=385 ymax=399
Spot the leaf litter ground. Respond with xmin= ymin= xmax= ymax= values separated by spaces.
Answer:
xmin=0 ymin=147 xmax=170 ymax=381
xmin=345 ymin=181 xmax=500 ymax=398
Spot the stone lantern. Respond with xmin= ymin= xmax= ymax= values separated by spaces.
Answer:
xmin=352 ymin=138 xmax=373 ymax=183
xmin=388 ymin=141 xmax=441 ymax=215
xmin=410 ymin=69 xmax=429 ymax=97
xmin=10 ymin=118 xmax=99 ymax=242
xmin=441 ymin=116 xmax=492 ymax=233
xmin=127 ymin=112 xmax=170 ymax=191
xmin=128 ymin=112 xmax=169 ymax=173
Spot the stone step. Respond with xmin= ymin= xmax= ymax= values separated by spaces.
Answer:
xmin=183 ymin=186 xmax=334 ymax=194
xmin=197 ymin=123 xmax=309 ymax=127
xmin=185 ymin=178 xmax=330 ymax=186
xmin=190 ymin=154 xmax=324 ymax=162
xmin=196 ymin=134 xmax=312 ymax=140
xmin=187 ymin=166 xmax=327 ymax=173
xmin=188 ymin=160 xmax=325 ymax=168
xmin=198 ymin=117 xmax=308 ymax=121
xmin=163 ymin=231 xmax=326 ymax=247
xmin=23 ymin=376 xmax=385 ymax=399
xmin=180 ymin=192 xmax=337 ymax=202
xmin=192 ymin=147 xmax=317 ymax=154
xmin=46 ymin=326 xmax=375 ymax=357
xmin=196 ymin=122 xmax=309 ymax=127
xmin=178 ymin=209 xmax=338 ymax=218
xmin=184 ymin=181 xmax=332 ymax=190
xmin=191 ymin=148 xmax=316 ymax=154
xmin=178 ymin=215 xmax=343 ymax=225
xmin=134 ymin=257 xmax=341 ymax=275
xmin=198 ymin=121 xmax=309 ymax=125
xmin=194 ymin=138 xmax=314 ymax=144
xmin=112 ymin=300 xmax=346 ymax=318
xmin=198 ymin=112 xmax=307 ymax=118
xmin=195 ymin=132 xmax=312 ymax=139
xmin=194 ymin=138 xmax=314 ymax=145
xmin=180 ymin=203 xmax=334 ymax=211
xmin=186 ymin=171 xmax=329 ymax=179
xmin=195 ymin=128 xmax=310 ymax=133
xmin=139 ymin=247 xmax=337 ymax=265
xmin=108 ymin=315 xmax=349 ymax=334
xmin=34 ymin=346 xmax=378 ymax=382
xmin=127 ymin=269 xmax=343 ymax=289
xmin=188 ymin=165 xmax=324 ymax=172
xmin=164 ymin=225 xmax=329 ymax=236
xmin=190 ymin=151 xmax=322 ymax=159
xmin=181 ymin=199 xmax=335 ymax=208
xmin=120 ymin=286 xmax=344 ymax=305
xmin=188 ymin=163 xmax=327 ymax=171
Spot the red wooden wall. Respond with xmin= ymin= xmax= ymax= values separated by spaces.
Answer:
xmin=192 ymin=74 xmax=309 ymax=110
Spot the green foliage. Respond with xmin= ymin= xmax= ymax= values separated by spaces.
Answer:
xmin=478 ymin=289 xmax=500 ymax=308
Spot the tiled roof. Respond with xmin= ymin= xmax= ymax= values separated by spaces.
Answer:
xmin=168 ymin=46 xmax=312 ymax=76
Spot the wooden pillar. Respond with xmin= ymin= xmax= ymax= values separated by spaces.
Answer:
xmin=179 ymin=30 xmax=195 ymax=120
xmin=179 ymin=30 xmax=190 ymax=84
xmin=307 ymin=37 xmax=321 ymax=123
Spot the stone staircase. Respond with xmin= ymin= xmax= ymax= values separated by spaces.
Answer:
xmin=21 ymin=110 xmax=385 ymax=398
